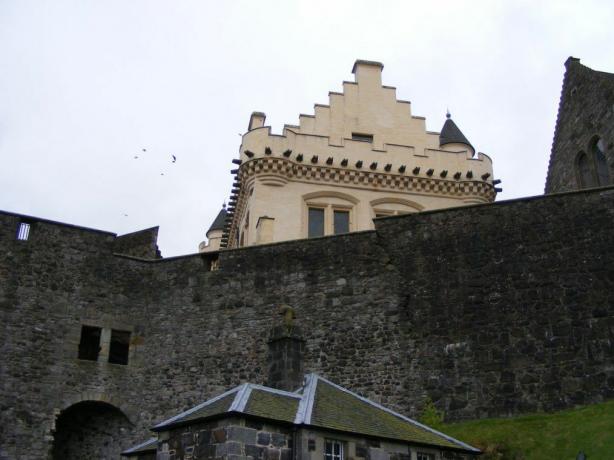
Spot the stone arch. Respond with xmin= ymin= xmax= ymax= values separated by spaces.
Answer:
xmin=302 ymin=190 xmax=359 ymax=204
xmin=51 ymin=394 xmax=135 ymax=460
xmin=370 ymin=197 xmax=423 ymax=217
xmin=576 ymin=151 xmax=593 ymax=188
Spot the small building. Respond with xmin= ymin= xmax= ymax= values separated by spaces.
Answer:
xmin=122 ymin=374 xmax=479 ymax=460
xmin=208 ymin=59 xmax=497 ymax=250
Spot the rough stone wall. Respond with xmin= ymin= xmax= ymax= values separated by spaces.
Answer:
xmin=158 ymin=418 xmax=292 ymax=460
xmin=1 ymin=186 xmax=614 ymax=458
xmin=113 ymin=226 xmax=162 ymax=259
xmin=545 ymin=57 xmax=614 ymax=193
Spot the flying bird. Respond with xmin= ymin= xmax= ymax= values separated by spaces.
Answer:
xmin=142 ymin=148 xmax=147 ymax=152
xmin=134 ymin=155 xmax=138 ymax=159
xmin=172 ymin=155 xmax=176 ymax=163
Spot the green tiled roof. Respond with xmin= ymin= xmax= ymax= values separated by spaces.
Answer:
xmin=180 ymin=392 xmax=236 ymax=423
xmin=148 ymin=374 xmax=478 ymax=455
xmin=311 ymin=380 xmax=459 ymax=449
xmin=244 ymin=389 xmax=299 ymax=423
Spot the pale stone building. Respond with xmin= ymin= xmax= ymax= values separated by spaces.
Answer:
xmin=201 ymin=60 xmax=498 ymax=250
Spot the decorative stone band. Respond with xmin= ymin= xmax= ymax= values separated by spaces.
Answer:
xmin=223 ymin=156 xmax=495 ymax=248
xmin=241 ymin=156 xmax=495 ymax=198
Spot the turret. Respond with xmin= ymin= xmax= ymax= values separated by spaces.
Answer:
xmin=439 ymin=112 xmax=475 ymax=156
xmin=198 ymin=205 xmax=227 ymax=253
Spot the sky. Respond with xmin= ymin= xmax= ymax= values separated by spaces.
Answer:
xmin=1 ymin=0 xmax=613 ymax=257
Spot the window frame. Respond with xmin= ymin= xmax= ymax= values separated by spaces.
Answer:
xmin=305 ymin=202 xmax=353 ymax=238
xmin=324 ymin=439 xmax=344 ymax=460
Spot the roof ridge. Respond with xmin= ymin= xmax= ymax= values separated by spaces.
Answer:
xmin=314 ymin=375 xmax=479 ymax=453
xmin=249 ymin=384 xmax=304 ymax=398
xmin=295 ymin=373 xmax=318 ymax=424
xmin=229 ymin=383 xmax=252 ymax=412
xmin=152 ymin=386 xmax=241 ymax=429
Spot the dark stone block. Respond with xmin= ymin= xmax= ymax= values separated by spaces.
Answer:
xmin=257 ymin=432 xmax=271 ymax=446
xmin=270 ymin=433 xmax=286 ymax=448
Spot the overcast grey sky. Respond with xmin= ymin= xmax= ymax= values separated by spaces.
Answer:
xmin=1 ymin=1 xmax=613 ymax=256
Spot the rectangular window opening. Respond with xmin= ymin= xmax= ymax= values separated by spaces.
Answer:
xmin=16 ymin=222 xmax=31 ymax=241
xmin=324 ymin=440 xmax=344 ymax=460
xmin=351 ymin=132 xmax=373 ymax=143
xmin=78 ymin=326 xmax=102 ymax=361
xmin=108 ymin=329 xmax=131 ymax=365
xmin=308 ymin=207 xmax=325 ymax=238
xmin=333 ymin=210 xmax=350 ymax=234
xmin=418 ymin=453 xmax=436 ymax=460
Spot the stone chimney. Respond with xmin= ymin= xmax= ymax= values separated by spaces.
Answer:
xmin=267 ymin=305 xmax=305 ymax=391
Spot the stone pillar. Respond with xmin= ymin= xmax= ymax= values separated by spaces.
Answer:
xmin=267 ymin=320 xmax=305 ymax=391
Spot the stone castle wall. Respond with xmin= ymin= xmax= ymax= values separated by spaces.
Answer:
xmin=1 ymin=186 xmax=614 ymax=458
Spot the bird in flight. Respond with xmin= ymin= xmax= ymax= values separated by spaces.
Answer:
xmin=134 ymin=155 xmax=138 ymax=159
xmin=172 ymin=155 xmax=177 ymax=163
xmin=142 ymin=148 xmax=147 ymax=152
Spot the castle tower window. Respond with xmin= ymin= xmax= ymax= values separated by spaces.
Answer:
xmin=78 ymin=326 xmax=102 ymax=361
xmin=333 ymin=210 xmax=350 ymax=234
xmin=308 ymin=207 xmax=325 ymax=238
xmin=593 ymin=137 xmax=610 ymax=186
xmin=577 ymin=138 xmax=611 ymax=189
xmin=108 ymin=329 xmax=131 ymax=365
xmin=325 ymin=440 xmax=344 ymax=460
xmin=16 ymin=222 xmax=30 ymax=241
xmin=351 ymin=132 xmax=373 ymax=143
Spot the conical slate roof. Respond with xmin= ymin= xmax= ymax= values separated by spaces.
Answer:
xmin=207 ymin=207 xmax=227 ymax=236
xmin=439 ymin=114 xmax=473 ymax=152
xmin=148 ymin=374 xmax=479 ymax=454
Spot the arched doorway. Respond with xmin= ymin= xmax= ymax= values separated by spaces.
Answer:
xmin=52 ymin=401 xmax=132 ymax=460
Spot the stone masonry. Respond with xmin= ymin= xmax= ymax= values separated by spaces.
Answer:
xmin=1 ymin=185 xmax=614 ymax=458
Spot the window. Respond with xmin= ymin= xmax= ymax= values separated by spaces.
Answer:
xmin=594 ymin=138 xmax=610 ymax=186
xmin=78 ymin=326 xmax=102 ymax=361
xmin=417 ymin=453 xmax=435 ymax=460
xmin=333 ymin=210 xmax=349 ymax=234
xmin=16 ymin=222 xmax=31 ymax=241
xmin=577 ymin=137 xmax=611 ymax=188
xmin=108 ymin=329 xmax=131 ymax=365
xmin=324 ymin=440 xmax=343 ymax=460
xmin=308 ymin=207 xmax=325 ymax=237
xmin=352 ymin=132 xmax=373 ymax=143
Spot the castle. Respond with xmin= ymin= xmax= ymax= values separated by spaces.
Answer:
xmin=0 ymin=57 xmax=613 ymax=459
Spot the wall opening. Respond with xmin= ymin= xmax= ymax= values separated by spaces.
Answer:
xmin=108 ymin=329 xmax=131 ymax=365
xmin=51 ymin=401 xmax=132 ymax=460
xmin=78 ymin=326 xmax=101 ymax=361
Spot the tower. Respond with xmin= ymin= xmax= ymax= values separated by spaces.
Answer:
xmin=218 ymin=60 xmax=497 ymax=249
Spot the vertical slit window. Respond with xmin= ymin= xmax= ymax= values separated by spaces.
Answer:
xmin=333 ymin=210 xmax=350 ymax=234
xmin=108 ymin=330 xmax=131 ymax=365
xmin=78 ymin=326 xmax=102 ymax=361
xmin=16 ymin=222 xmax=31 ymax=241
xmin=308 ymin=208 xmax=325 ymax=238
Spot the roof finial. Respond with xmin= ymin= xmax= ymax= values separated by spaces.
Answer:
xmin=446 ymin=108 xmax=451 ymax=119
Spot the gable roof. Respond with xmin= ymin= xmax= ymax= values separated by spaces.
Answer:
xmin=150 ymin=374 xmax=479 ymax=454
xmin=439 ymin=115 xmax=473 ymax=152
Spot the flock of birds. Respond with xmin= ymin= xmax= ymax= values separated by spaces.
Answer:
xmin=123 ymin=148 xmax=178 ymax=217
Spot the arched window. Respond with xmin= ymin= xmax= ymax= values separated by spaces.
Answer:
xmin=593 ymin=138 xmax=610 ymax=186
xmin=576 ymin=137 xmax=611 ymax=189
